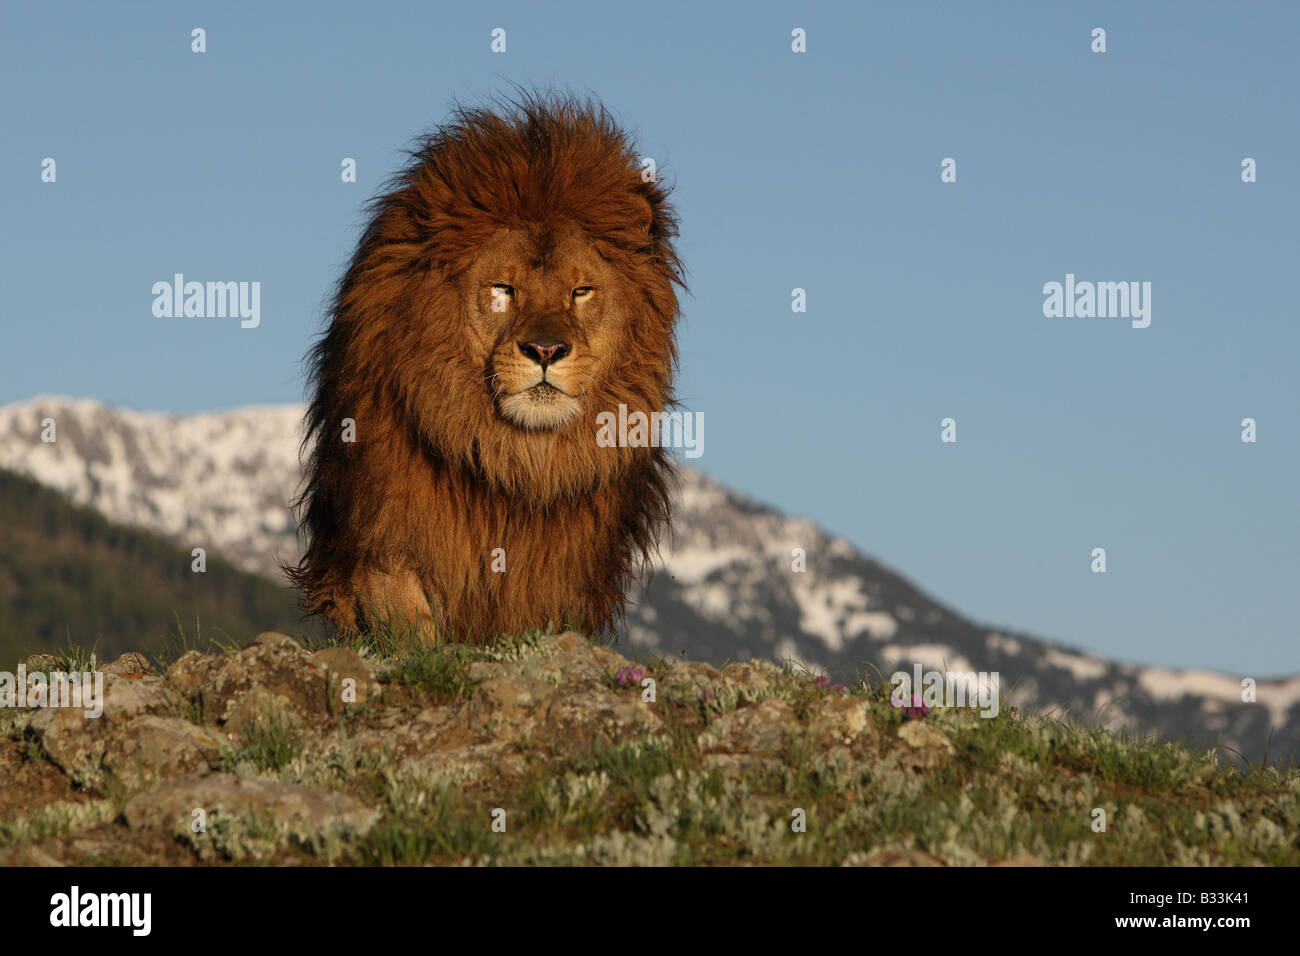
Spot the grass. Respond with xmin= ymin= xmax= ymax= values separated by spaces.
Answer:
xmin=148 ymin=611 xmax=248 ymax=672
xmin=371 ymin=620 xmax=561 ymax=703
xmin=355 ymin=782 xmax=499 ymax=865
xmin=0 ymin=800 xmax=119 ymax=850
xmin=221 ymin=706 xmax=306 ymax=774
xmin=380 ymin=642 xmax=483 ymax=704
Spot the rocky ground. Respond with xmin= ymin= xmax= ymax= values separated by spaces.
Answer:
xmin=1 ymin=629 xmax=1297 ymax=866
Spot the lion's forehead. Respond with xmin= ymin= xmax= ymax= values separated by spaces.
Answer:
xmin=471 ymin=224 xmax=609 ymax=283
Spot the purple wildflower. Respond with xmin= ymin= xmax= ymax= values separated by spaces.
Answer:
xmin=813 ymin=675 xmax=848 ymax=693
xmin=615 ymin=666 xmax=647 ymax=687
xmin=892 ymin=693 xmax=930 ymax=718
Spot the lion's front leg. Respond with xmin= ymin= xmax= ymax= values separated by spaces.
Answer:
xmin=350 ymin=567 xmax=438 ymax=642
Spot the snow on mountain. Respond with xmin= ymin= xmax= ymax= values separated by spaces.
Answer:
xmin=2 ymin=395 xmax=1296 ymax=764
xmin=1 ymin=396 xmax=305 ymax=577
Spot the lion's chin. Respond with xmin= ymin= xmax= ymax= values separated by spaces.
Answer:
xmin=497 ymin=384 xmax=583 ymax=431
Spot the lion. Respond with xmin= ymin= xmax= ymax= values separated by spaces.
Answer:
xmin=288 ymin=93 xmax=684 ymax=644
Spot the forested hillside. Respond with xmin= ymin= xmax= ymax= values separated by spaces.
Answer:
xmin=0 ymin=468 xmax=307 ymax=664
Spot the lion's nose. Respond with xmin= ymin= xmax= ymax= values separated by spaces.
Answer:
xmin=518 ymin=339 xmax=571 ymax=368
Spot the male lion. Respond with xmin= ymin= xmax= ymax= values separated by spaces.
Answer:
xmin=289 ymin=94 xmax=684 ymax=643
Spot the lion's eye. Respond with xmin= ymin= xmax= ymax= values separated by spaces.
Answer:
xmin=572 ymin=287 xmax=594 ymax=300
xmin=489 ymin=284 xmax=514 ymax=313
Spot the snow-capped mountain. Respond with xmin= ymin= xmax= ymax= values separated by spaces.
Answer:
xmin=2 ymin=395 xmax=1297 ymax=764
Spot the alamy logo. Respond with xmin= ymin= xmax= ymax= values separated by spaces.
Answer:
xmin=1042 ymin=273 xmax=1151 ymax=328
xmin=890 ymin=664 xmax=1000 ymax=718
xmin=0 ymin=665 xmax=103 ymax=718
xmin=152 ymin=274 xmax=261 ymax=328
xmin=49 ymin=886 xmax=151 ymax=936
xmin=595 ymin=403 xmax=704 ymax=459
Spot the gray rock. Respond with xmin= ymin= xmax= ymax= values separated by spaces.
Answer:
xmin=123 ymin=774 xmax=379 ymax=842
xmin=174 ymin=631 xmax=332 ymax=736
xmin=700 ymin=698 xmax=795 ymax=755
xmin=102 ymin=652 xmax=152 ymax=676
xmin=0 ymin=844 xmax=64 ymax=866
xmin=807 ymin=694 xmax=878 ymax=759
xmin=895 ymin=720 xmax=955 ymax=770
xmin=27 ymin=674 xmax=179 ymax=786
xmin=101 ymin=716 xmax=223 ymax=784
xmin=309 ymin=646 xmax=378 ymax=705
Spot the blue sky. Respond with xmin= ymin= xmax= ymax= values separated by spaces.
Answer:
xmin=2 ymin=1 xmax=1297 ymax=675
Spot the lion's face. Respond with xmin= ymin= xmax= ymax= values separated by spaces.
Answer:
xmin=462 ymin=223 xmax=629 ymax=432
